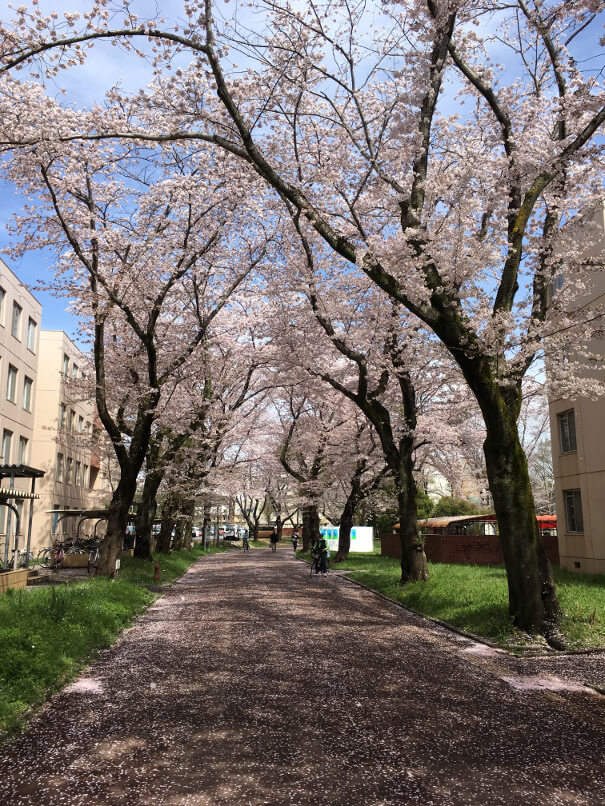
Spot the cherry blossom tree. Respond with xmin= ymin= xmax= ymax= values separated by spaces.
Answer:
xmin=274 ymin=387 xmax=339 ymax=550
xmin=1 ymin=1 xmax=604 ymax=633
xmin=0 ymin=130 xmax=270 ymax=574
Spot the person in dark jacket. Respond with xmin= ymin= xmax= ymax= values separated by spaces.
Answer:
xmin=311 ymin=535 xmax=328 ymax=575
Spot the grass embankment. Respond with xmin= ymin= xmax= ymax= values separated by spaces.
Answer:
xmin=119 ymin=543 xmax=227 ymax=586
xmin=0 ymin=544 xmax=225 ymax=740
xmin=314 ymin=552 xmax=605 ymax=650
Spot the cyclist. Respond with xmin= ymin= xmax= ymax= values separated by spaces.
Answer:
xmin=242 ymin=532 xmax=250 ymax=551
xmin=311 ymin=534 xmax=328 ymax=575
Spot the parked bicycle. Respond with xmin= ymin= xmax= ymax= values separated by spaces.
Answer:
xmin=87 ymin=542 xmax=101 ymax=575
xmin=0 ymin=547 xmax=34 ymax=570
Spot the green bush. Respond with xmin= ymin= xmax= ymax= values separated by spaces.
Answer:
xmin=430 ymin=496 xmax=485 ymax=517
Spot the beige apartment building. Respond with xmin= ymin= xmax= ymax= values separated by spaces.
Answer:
xmin=548 ymin=202 xmax=605 ymax=574
xmin=0 ymin=257 xmax=42 ymax=559
xmin=30 ymin=331 xmax=108 ymax=552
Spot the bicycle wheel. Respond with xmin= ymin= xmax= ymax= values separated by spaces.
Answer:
xmin=87 ymin=546 xmax=100 ymax=575
xmin=17 ymin=551 xmax=34 ymax=568
xmin=38 ymin=548 xmax=53 ymax=568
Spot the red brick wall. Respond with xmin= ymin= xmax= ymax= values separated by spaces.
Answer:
xmin=381 ymin=532 xmax=559 ymax=565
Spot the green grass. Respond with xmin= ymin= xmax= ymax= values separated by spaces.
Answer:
xmin=0 ymin=579 xmax=153 ymax=738
xmin=317 ymin=552 xmax=605 ymax=650
xmin=0 ymin=544 xmax=225 ymax=740
xmin=119 ymin=543 xmax=229 ymax=586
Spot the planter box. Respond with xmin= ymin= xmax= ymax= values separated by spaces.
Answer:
xmin=62 ymin=554 xmax=89 ymax=569
xmin=0 ymin=569 xmax=28 ymax=593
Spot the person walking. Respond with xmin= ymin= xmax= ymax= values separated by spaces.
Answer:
xmin=242 ymin=532 xmax=250 ymax=551
xmin=270 ymin=528 xmax=279 ymax=552
xmin=291 ymin=530 xmax=299 ymax=556
xmin=311 ymin=534 xmax=328 ymax=575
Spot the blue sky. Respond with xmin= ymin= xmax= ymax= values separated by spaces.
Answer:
xmin=0 ymin=1 xmax=602 ymax=337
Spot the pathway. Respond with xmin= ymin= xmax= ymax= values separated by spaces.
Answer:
xmin=0 ymin=549 xmax=603 ymax=805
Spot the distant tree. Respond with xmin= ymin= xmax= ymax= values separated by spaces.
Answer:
xmin=431 ymin=497 xmax=484 ymax=518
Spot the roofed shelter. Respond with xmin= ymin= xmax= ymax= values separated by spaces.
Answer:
xmin=0 ymin=464 xmax=44 ymax=569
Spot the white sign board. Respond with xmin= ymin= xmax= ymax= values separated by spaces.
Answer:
xmin=320 ymin=525 xmax=374 ymax=553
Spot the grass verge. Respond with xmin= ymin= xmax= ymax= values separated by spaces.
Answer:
xmin=0 ymin=544 xmax=225 ymax=740
xmin=119 ymin=543 xmax=228 ymax=586
xmin=316 ymin=552 xmax=605 ymax=650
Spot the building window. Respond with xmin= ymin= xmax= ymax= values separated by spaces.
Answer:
xmin=83 ymin=464 xmax=89 ymax=489
xmin=68 ymin=409 xmax=75 ymax=432
xmin=6 ymin=365 xmax=17 ymax=403
xmin=66 ymin=457 xmax=73 ymax=484
xmin=11 ymin=301 xmax=22 ymax=339
xmin=71 ymin=363 xmax=79 ymax=379
xmin=27 ymin=317 xmax=37 ymax=352
xmin=59 ymin=403 xmax=66 ymax=430
xmin=22 ymin=376 xmax=33 ymax=411
xmin=563 ymin=489 xmax=584 ymax=533
xmin=558 ymin=409 xmax=576 ymax=453
xmin=18 ymin=436 xmax=29 ymax=464
xmin=0 ymin=286 xmax=5 ymax=325
xmin=62 ymin=353 xmax=69 ymax=379
xmin=75 ymin=461 xmax=82 ymax=486
xmin=56 ymin=453 xmax=64 ymax=482
xmin=2 ymin=430 xmax=12 ymax=464
xmin=78 ymin=415 xmax=84 ymax=433
xmin=52 ymin=504 xmax=60 ymax=534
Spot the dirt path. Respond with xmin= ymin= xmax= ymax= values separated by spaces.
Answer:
xmin=0 ymin=549 xmax=603 ymax=805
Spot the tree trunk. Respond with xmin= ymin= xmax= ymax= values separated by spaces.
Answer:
xmin=336 ymin=486 xmax=358 ymax=562
xmin=182 ymin=499 xmax=194 ymax=550
xmin=397 ymin=488 xmax=429 ymax=584
xmin=97 ymin=477 xmax=137 ymax=577
xmin=202 ymin=511 xmax=212 ymax=550
xmin=158 ymin=497 xmax=176 ymax=554
xmin=173 ymin=519 xmax=185 ymax=551
xmin=134 ymin=471 xmax=163 ymax=560
xmin=302 ymin=504 xmax=320 ymax=551
xmin=482 ymin=405 xmax=561 ymax=636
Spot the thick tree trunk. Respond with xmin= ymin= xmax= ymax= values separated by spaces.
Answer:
xmin=134 ymin=471 xmax=163 ymax=560
xmin=302 ymin=504 xmax=320 ymax=551
xmin=173 ymin=519 xmax=185 ymax=551
xmin=157 ymin=497 xmax=176 ymax=554
xmin=397 ymin=486 xmax=429 ymax=584
xmin=336 ymin=487 xmax=357 ymax=562
xmin=377 ymin=428 xmax=427 ymax=583
xmin=97 ymin=477 xmax=137 ymax=577
xmin=483 ymin=407 xmax=561 ymax=636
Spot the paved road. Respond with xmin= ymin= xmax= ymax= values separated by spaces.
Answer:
xmin=0 ymin=550 xmax=603 ymax=806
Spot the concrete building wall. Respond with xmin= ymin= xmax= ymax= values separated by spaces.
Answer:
xmin=0 ymin=257 xmax=42 ymax=545
xmin=548 ymin=202 xmax=605 ymax=574
xmin=30 ymin=331 xmax=100 ymax=552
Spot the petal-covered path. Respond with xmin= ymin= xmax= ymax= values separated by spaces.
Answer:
xmin=1 ymin=550 xmax=603 ymax=806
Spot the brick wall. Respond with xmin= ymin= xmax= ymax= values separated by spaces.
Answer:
xmin=381 ymin=532 xmax=559 ymax=566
